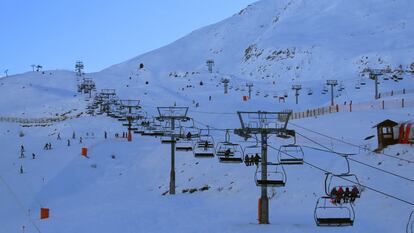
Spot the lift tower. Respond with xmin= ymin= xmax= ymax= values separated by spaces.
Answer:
xmin=246 ymin=83 xmax=254 ymax=99
xmin=363 ymin=68 xmax=388 ymax=100
xmin=206 ymin=59 xmax=215 ymax=73
xmin=221 ymin=78 xmax=230 ymax=94
xmin=119 ymin=100 xmax=142 ymax=141
xmin=156 ymin=107 xmax=190 ymax=195
xmin=291 ymin=84 xmax=302 ymax=104
xmin=234 ymin=111 xmax=293 ymax=224
xmin=326 ymin=80 xmax=338 ymax=106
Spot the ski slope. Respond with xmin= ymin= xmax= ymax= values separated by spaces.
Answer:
xmin=1 ymin=0 xmax=414 ymax=232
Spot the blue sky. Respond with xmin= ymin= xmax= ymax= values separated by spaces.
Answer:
xmin=0 ymin=0 xmax=255 ymax=75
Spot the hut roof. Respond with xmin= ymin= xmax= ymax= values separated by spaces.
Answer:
xmin=372 ymin=119 xmax=398 ymax=128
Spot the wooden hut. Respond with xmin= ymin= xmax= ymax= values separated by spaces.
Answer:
xmin=373 ymin=119 xmax=398 ymax=151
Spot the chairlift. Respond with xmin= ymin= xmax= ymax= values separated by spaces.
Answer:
xmin=314 ymin=196 xmax=355 ymax=227
xmin=324 ymin=173 xmax=362 ymax=199
xmin=360 ymin=79 xmax=366 ymax=85
xmin=355 ymin=83 xmax=360 ymax=89
xmin=307 ymin=89 xmax=313 ymax=96
xmin=407 ymin=211 xmax=414 ymax=233
xmin=216 ymin=130 xmax=244 ymax=163
xmin=141 ymin=120 xmax=164 ymax=136
xmin=255 ymin=164 xmax=286 ymax=187
xmin=133 ymin=125 xmax=146 ymax=135
xmin=161 ymin=134 xmax=176 ymax=144
xmin=193 ymin=135 xmax=215 ymax=158
xmin=177 ymin=119 xmax=200 ymax=139
xmin=243 ymin=143 xmax=261 ymax=165
xmin=176 ymin=138 xmax=193 ymax=151
xmin=175 ymin=127 xmax=195 ymax=151
xmin=278 ymin=144 xmax=304 ymax=165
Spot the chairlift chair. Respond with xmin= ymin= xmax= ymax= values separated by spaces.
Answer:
xmin=216 ymin=142 xmax=244 ymax=163
xmin=176 ymin=138 xmax=194 ymax=151
xmin=325 ymin=173 xmax=362 ymax=199
xmin=243 ymin=143 xmax=261 ymax=161
xmin=255 ymin=164 xmax=286 ymax=187
xmin=161 ymin=134 xmax=176 ymax=144
xmin=215 ymin=130 xmax=244 ymax=163
xmin=193 ymin=135 xmax=215 ymax=158
xmin=141 ymin=120 xmax=164 ymax=136
xmin=314 ymin=196 xmax=355 ymax=227
xmin=278 ymin=144 xmax=304 ymax=165
xmin=177 ymin=119 xmax=200 ymax=139
xmin=307 ymin=89 xmax=313 ymax=96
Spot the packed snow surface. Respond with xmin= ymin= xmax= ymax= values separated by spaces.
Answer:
xmin=1 ymin=0 xmax=414 ymax=232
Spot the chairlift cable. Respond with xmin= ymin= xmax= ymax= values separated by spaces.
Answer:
xmin=289 ymin=122 xmax=414 ymax=164
xmin=0 ymin=175 xmax=43 ymax=233
xmin=267 ymin=145 xmax=414 ymax=206
xmin=297 ymin=131 xmax=414 ymax=183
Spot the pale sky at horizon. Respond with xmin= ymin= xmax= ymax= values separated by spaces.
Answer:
xmin=0 ymin=0 xmax=255 ymax=76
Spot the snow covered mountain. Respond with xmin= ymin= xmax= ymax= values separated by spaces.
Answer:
xmin=103 ymin=0 xmax=414 ymax=81
xmin=1 ymin=1 xmax=414 ymax=233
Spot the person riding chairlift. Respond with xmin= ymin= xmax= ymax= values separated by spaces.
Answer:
xmin=330 ymin=187 xmax=338 ymax=204
xmin=336 ymin=186 xmax=344 ymax=204
xmin=203 ymin=141 xmax=209 ymax=151
xmin=186 ymin=132 xmax=192 ymax=140
xmin=224 ymin=149 xmax=231 ymax=157
xmin=254 ymin=153 xmax=261 ymax=166
xmin=244 ymin=154 xmax=250 ymax=166
xmin=344 ymin=187 xmax=351 ymax=203
xmin=350 ymin=185 xmax=360 ymax=203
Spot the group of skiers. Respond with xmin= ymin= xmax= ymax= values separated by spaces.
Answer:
xmin=244 ymin=153 xmax=261 ymax=166
xmin=43 ymin=143 xmax=52 ymax=150
xmin=330 ymin=186 xmax=360 ymax=204
xmin=18 ymin=145 xmax=37 ymax=174
xmin=18 ymin=130 xmax=110 ymax=174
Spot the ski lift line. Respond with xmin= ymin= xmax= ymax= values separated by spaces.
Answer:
xmin=267 ymin=145 xmax=414 ymax=206
xmin=189 ymin=110 xmax=237 ymax=115
xmin=297 ymin=131 xmax=414 ymax=183
xmin=0 ymin=176 xmax=43 ymax=233
xmin=301 ymin=144 xmax=356 ymax=156
xmin=192 ymin=119 xmax=230 ymax=131
xmin=290 ymin=122 xmax=414 ymax=164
